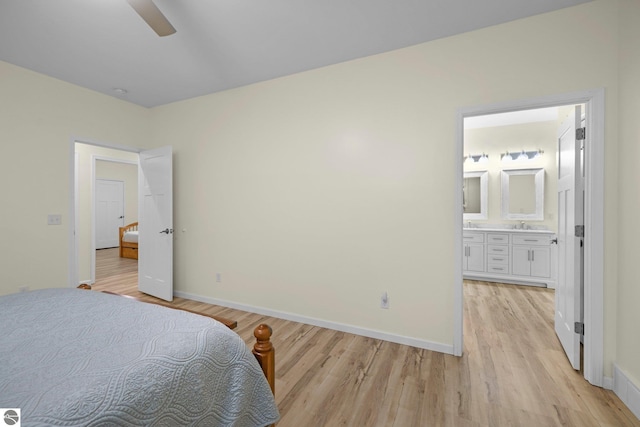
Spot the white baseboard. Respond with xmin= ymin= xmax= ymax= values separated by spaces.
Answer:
xmin=78 ymin=279 xmax=94 ymax=285
xmin=614 ymin=364 xmax=640 ymax=421
xmin=174 ymin=290 xmax=455 ymax=355
xmin=603 ymin=375 xmax=614 ymax=390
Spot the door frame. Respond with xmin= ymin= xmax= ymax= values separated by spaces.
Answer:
xmin=68 ymin=137 xmax=141 ymax=288
xmin=454 ymin=88 xmax=605 ymax=387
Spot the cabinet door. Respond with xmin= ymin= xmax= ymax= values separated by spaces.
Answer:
xmin=512 ymin=246 xmax=531 ymax=276
xmin=530 ymin=247 xmax=550 ymax=278
xmin=466 ymin=242 xmax=485 ymax=272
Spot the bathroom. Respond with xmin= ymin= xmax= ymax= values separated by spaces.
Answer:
xmin=462 ymin=105 xmax=582 ymax=288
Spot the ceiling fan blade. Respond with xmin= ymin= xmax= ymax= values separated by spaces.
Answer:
xmin=127 ymin=0 xmax=176 ymax=37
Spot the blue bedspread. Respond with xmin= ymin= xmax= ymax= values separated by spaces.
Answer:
xmin=0 ymin=288 xmax=279 ymax=426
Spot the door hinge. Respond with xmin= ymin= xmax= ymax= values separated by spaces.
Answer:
xmin=575 ymin=225 xmax=585 ymax=238
xmin=574 ymin=321 xmax=584 ymax=335
xmin=576 ymin=127 xmax=586 ymax=141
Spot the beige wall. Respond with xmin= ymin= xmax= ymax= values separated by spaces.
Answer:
xmin=1 ymin=0 xmax=638 ymax=391
xmin=151 ymin=1 xmax=620 ymax=357
xmin=464 ymin=120 xmax=559 ymax=230
xmin=617 ymin=0 xmax=640 ymax=390
xmin=0 ymin=61 xmax=151 ymax=294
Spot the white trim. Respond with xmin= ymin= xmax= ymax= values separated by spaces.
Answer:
xmin=500 ymin=168 xmax=545 ymax=220
xmin=453 ymin=111 xmax=464 ymax=356
xmin=614 ymin=364 xmax=640 ymax=420
xmin=603 ymin=376 xmax=614 ymax=391
xmin=582 ymin=88 xmax=605 ymax=387
xmin=71 ymin=152 xmax=79 ymax=288
xmin=463 ymin=170 xmax=488 ymax=221
xmin=174 ymin=290 xmax=455 ymax=355
xmin=455 ymin=88 xmax=605 ymax=386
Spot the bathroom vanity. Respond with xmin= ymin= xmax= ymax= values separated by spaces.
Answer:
xmin=462 ymin=227 xmax=556 ymax=288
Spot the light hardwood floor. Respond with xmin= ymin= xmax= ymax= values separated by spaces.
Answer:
xmin=93 ymin=248 xmax=639 ymax=426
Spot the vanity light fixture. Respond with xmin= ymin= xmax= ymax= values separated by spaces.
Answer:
xmin=465 ymin=153 xmax=489 ymax=163
xmin=501 ymin=149 xmax=543 ymax=161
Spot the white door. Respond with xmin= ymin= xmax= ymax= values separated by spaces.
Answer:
xmin=95 ymin=179 xmax=124 ymax=249
xmin=138 ymin=146 xmax=173 ymax=301
xmin=555 ymin=106 xmax=584 ymax=370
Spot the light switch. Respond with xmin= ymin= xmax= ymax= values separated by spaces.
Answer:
xmin=48 ymin=214 xmax=62 ymax=225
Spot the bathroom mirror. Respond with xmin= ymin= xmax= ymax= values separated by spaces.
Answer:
xmin=501 ymin=168 xmax=544 ymax=220
xmin=463 ymin=170 xmax=488 ymax=220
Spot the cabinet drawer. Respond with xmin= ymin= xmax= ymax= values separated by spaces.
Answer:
xmin=512 ymin=235 xmax=552 ymax=246
xmin=487 ymin=245 xmax=508 ymax=255
xmin=487 ymin=264 xmax=509 ymax=274
xmin=487 ymin=254 xmax=508 ymax=265
xmin=122 ymin=247 xmax=138 ymax=258
xmin=487 ymin=233 xmax=509 ymax=244
xmin=463 ymin=232 xmax=484 ymax=243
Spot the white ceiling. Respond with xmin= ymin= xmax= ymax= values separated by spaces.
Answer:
xmin=0 ymin=0 xmax=590 ymax=108
xmin=464 ymin=107 xmax=560 ymax=129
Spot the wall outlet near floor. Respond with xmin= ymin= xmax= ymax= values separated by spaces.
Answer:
xmin=216 ymin=273 xmax=221 ymax=283
xmin=380 ymin=292 xmax=389 ymax=309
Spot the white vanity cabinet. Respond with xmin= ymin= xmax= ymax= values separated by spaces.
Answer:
xmin=462 ymin=232 xmax=485 ymax=273
xmin=511 ymin=235 xmax=551 ymax=279
xmin=463 ymin=229 xmax=556 ymax=288
xmin=486 ymin=233 xmax=509 ymax=275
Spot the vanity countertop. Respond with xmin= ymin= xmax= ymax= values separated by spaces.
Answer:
xmin=463 ymin=226 xmax=555 ymax=234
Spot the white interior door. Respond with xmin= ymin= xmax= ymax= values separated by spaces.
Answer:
xmin=95 ymin=179 xmax=124 ymax=249
xmin=138 ymin=146 xmax=173 ymax=301
xmin=555 ymin=105 xmax=584 ymax=370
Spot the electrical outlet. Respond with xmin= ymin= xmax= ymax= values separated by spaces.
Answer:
xmin=47 ymin=214 xmax=62 ymax=225
xmin=216 ymin=273 xmax=221 ymax=283
xmin=380 ymin=292 xmax=389 ymax=309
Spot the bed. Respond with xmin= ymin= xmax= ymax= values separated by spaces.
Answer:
xmin=119 ymin=222 xmax=139 ymax=259
xmin=0 ymin=288 xmax=279 ymax=426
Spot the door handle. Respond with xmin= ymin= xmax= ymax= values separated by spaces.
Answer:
xmin=551 ymin=238 xmax=558 ymax=244
xmin=159 ymin=228 xmax=173 ymax=234
xmin=119 ymin=216 xmax=124 ymax=219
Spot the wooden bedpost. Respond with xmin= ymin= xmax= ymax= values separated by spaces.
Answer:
xmin=253 ymin=324 xmax=275 ymax=395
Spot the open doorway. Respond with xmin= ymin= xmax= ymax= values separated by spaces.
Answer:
xmin=70 ymin=140 xmax=174 ymax=302
xmin=94 ymin=159 xmax=139 ymax=287
xmin=73 ymin=141 xmax=139 ymax=289
xmin=454 ymin=89 xmax=605 ymax=387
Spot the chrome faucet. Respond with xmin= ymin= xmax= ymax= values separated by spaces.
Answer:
xmin=520 ymin=221 xmax=526 ymax=230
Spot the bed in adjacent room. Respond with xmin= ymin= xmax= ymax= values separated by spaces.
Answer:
xmin=119 ymin=221 xmax=139 ymax=259
xmin=0 ymin=288 xmax=279 ymax=427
